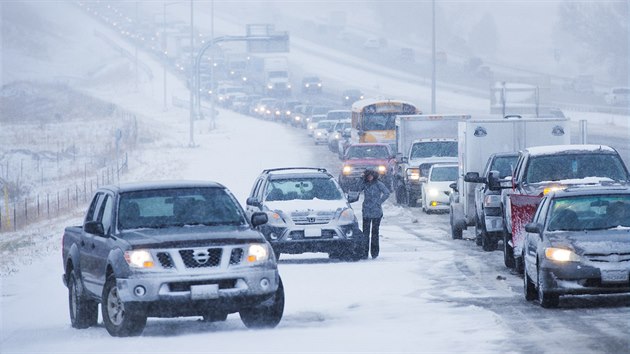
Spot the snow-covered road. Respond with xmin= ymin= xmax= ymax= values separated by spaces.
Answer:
xmin=1 ymin=2 xmax=629 ymax=353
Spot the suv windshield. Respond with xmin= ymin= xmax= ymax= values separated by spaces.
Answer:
xmin=347 ymin=145 xmax=389 ymax=159
xmin=410 ymin=141 xmax=458 ymax=159
xmin=525 ymin=153 xmax=629 ymax=184
xmin=118 ymin=188 xmax=247 ymax=230
xmin=265 ymin=177 xmax=343 ymax=201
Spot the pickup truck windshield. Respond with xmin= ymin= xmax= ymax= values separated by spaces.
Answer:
xmin=118 ymin=187 xmax=247 ymax=230
xmin=525 ymin=154 xmax=629 ymax=184
xmin=346 ymin=145 xmax=389 ymax=159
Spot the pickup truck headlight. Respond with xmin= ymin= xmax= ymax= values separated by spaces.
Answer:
xmin=342 ymin=165 xmax=353 ymax=175
xmin=124 ymin=250 xmax=155 ymax=268
xmin=247 ymin=244 xmax=269 ymax=263
xmin=338 ymin=208 xmax=356 ymax=223
xmin=483 ymin=194 xmax=502 ymax=208
xmin=377 ymin=165 xmax=387 ymax=174
xmin=545 ymin=247 xmax=580 ymax=262
xmin=406 ymin=167 xmax=420 ymax=181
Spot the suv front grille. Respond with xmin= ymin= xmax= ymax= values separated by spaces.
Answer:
xmin=179 ymin=248 xmax=222 ymax=268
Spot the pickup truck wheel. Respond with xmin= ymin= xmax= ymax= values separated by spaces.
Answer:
xmin=240 ymin=278 xmax=284 ymax=329
xmin=68 ymin=270 xmax=98 ymax=329
xmin=503 ymin=232 xmax=515 ymax=269
xmin=449 ymin=212 xmax=463 ymax=239
xmin=102 ymin=275 xmax=147 ymax=337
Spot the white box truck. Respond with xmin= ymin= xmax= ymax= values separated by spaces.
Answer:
xmin=449 ymin=116 xmax=571 ymax=240
xmin=394 ymin=114 xmax=470 ymax=207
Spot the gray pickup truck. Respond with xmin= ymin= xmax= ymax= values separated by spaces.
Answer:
xmin=62 ymin=181 xmax=283 ymax=337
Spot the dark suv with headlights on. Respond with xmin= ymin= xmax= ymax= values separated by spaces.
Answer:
xmin=523 ymin=185 xmax=630 ymax=308
xmin=245 ymin=167 xmax=366 ymax=261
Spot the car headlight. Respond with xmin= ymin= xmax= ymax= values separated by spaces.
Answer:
xmin=338 ymin=208 xmax=355 ymax=223
xmin=342 ymin=165 xmax=352 ymax=175
xmin=345 ymin=96 xmax=350 ymax=100
xmin=316 ymin=131 xmax=322 ymax=136
xmin=305 ymin=83 xmax=310 ymax=87
xmin=267 ymin=84 xmax=273 ymax=89
xmin=317 ymin=83 xmax=322 ymax=87
xmin=545 ymin=247 xmax=580 ymax=262
xmin=377 ymin=165 xmax=387 ymax=174
xmin=334 ymin=133 xmax=340 ymax=139
xmin=428 ymin=188 xmax=439 ymax=197
xmin=295 ymin=116 xmax=301 ymax=121
xmin=247 ymin=244 xmax=269 ymax=263
xmin=287 ymin=84 xmax=292 ymax=89
xmin=406 ymin=168 xmax=420 ymax=181
xmin=124 ymin=250 xmax=154 ymax=268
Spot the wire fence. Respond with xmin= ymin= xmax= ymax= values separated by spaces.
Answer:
xmin=0 ymin=158 xmax=127 ymax=233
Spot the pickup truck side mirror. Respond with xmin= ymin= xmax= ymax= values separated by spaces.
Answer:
xmin=525 ymin=222 xmax=542 ymax=234
xmin=464 ymin=172 xmax=483 ymax=183
xmin=347 ymin=191 xmax=360 ymax=203
xmin=251 ymin=212 xmax=268 ymax=227
xmin=342 ymin=130 xmax=351 ymax=138
xmin=449 ymin=182 xmax=458 ymax=193
xmin=84 ymin=221 xmax=105 ymax=236
xmin=487 ymin=170 xmax=503 ymax=191
xmin=246 ymin=197 xmax=261 ymax=207
xmin=419 ymin=176 xmax=428 ymax=183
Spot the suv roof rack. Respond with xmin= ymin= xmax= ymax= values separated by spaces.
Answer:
xmin=262 ymin=167 xmax=328 ymax=174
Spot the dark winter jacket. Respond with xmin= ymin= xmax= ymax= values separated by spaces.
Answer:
xmin=360 ymin=172 xmax=390 ymax=218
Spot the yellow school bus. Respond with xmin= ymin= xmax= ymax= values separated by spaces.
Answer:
xmin=351 ymin=98 xmax=420 ymax=149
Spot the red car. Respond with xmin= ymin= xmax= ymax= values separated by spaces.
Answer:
xmin=338 ymin=143 xmax=396 ymax=192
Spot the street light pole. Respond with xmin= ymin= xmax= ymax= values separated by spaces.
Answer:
xmin=162 ymin=2 xmax=168 ymax=111
xmin=431 ymin=0 xmax=436 ymax=114
xmin=188 ymin=0 xmax=195 ymax=147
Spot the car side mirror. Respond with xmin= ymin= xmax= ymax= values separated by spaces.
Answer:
xmin=342 ymin=130 xmax=351 ymax=138
xmin=246 ymin=197 xmax=261 ymax=207
xmin=84 ymin=221 xmax=105 ymax=236
xmin=347 ymin=191 xmax=360 ymax=203
xmin=449 ymin=182 xmax=458 ymax=193
xmin=251 ymin=212 xmax=268 ymax=227
xmin=525 ymin=222 xmax=542 ymax=234
xmin=464 ymin=172 xmax=482 ymax=183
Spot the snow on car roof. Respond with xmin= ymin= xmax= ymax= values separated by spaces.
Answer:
xmin=106 ymin=180 xmax=225 ymax=193
xmin=525 ymin=144 xmax=616 ymax=156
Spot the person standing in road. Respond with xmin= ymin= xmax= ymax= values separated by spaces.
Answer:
xmin=359 ymin=169 xmax=390 ymax=259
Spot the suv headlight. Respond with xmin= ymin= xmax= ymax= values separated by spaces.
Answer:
xmin=342 ymin=165 xmax=353 ymax=175
xmin=247 ymin=244 xmax=269 ymax=263
xmin=124 ymin=250 xmax=155 ymax=268
xmin=338 ymin=208 xmax=356 ymax=223
xmin=377 ymin=165 xmax=387 ymax=174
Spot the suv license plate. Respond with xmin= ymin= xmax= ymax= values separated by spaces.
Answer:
xmin=601 ymin=270 xmax=629 ymax=283
xmin=304 ymin=228 xmax=321 ymax=238
xmin=191 ymin=284 xmax=219 ymax=300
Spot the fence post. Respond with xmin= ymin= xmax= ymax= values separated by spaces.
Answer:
xmin=1 ymin=209 xmax=2 ymax=231
xmin=24 ymin=198 xmax=27 ymax=224
xmin=13 ymin=205 xmax=16 ymax=231
xmin=37 ymin=195 xmax=40 ymax=218
xmin=67 ymin=188 xmax=70 ymax=209
xmin=47 ymin=193 xmax=50 ymax=218
xmin=57 ymin=191 xmax=60 ymax=215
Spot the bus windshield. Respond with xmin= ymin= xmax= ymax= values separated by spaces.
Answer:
xmin=362 ymin=113 xmax=397 ymax=130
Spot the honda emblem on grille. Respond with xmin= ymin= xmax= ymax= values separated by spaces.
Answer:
xmin=308 ymin=217 xmax=316 ymax=223
xmin=193 ymin=250 xmax=210 ymax=264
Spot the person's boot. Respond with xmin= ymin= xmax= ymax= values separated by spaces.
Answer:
xmin=371 ymin=235 xmax=379 ymax=259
